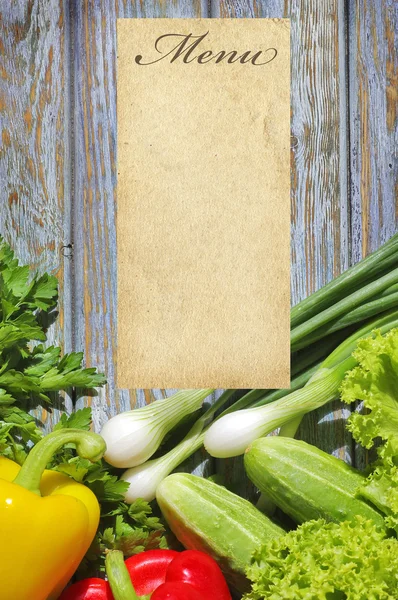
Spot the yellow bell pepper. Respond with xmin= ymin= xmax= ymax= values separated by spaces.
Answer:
xmin=0 ymin=429 xmax=106 ymax=600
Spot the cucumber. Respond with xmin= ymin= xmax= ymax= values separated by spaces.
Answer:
xmin=244 ymin=436 xmax=386 ymax=531
xmin=156 ymin=473 xmax=284 ymax=592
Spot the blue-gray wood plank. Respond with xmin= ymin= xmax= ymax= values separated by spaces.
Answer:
xmin=0 ymin=1 xmax=397 ymax=488
xmin=348 ymin=0 xmax=398 ymax=469
xmin=0 ymin=0 xmax=74 ymax=429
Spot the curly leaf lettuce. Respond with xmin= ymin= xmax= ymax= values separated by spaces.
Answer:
xmin=244 ymin=517 xmax=398 ymax=600
xmin=358 ymin=463 xmax=398 ymax=532
xmin=341 ymin=329 xmax=398 ymax=526
xmin=341 ymin=329 xmax=398 ymax=453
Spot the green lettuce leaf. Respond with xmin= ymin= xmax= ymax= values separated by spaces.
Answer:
xmin=244 ymin=517 xmax=398 ymax=600
xmin=358 ymin=463 xmax=398 ymax=532
xmin=341 ymin=328 xmax=398 ymax=452
xmin=341 ymin=329 xmax=398 ymax=526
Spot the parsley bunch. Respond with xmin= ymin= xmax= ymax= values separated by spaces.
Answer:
xmin=0 ymin=237 xmax=105 ymax=462
xmin=51 ymin=408 xmax=170 ymax=578
xmin=0 ymin=237 xmax=170 ymax=575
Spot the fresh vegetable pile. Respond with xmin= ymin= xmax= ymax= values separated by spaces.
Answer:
xmin=2 ymin=233 xmax=398 ymax=599
xmin=0 ymin=239 xmax=171 ymax=595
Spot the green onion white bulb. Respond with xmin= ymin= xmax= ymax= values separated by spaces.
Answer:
xmin=121 ymin=429 xmax=205 ymax=503
xmin=100 ymin=389 xmax=213 ymax=468
xmin=121 ymin=455 xmax=176 ymax=503
xmin=204 ymin=409 xmax=270 ymax=458
xmin=204 ymin=360 xmax=353 ymax=458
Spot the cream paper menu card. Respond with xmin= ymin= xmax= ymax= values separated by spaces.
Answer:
xmin=117 ymin=18 xmax=291 ymax=389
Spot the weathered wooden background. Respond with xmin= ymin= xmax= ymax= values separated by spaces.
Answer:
xmin=0 ymin=0 xmax=397 ymax=491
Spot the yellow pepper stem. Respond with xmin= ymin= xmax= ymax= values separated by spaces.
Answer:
xmin=13 ymin=429 xmax=106 ymax=496
xmin=105 ymin=550 xmax=141 ymax=600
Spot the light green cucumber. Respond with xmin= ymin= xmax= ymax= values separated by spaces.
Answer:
xmin=244 ymin=436 xmax=386 ymax=531
xmin=156 ymin=473 xmax=284 ymax=592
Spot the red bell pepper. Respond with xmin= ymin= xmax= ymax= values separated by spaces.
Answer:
xmin=124 ymin=550 xmax=179 ymax=595
xmin=59 ymin=548 xmax=231 ymax=600
xmin=59 ymin=550 xmax=176 ymax=600
xmin=58 ymin=578 xmax=113 ymax=600
xmin=151 ymin=582 xmax=205 ymax=599
xmin=163 ymin=550 xmax=231 ymax=599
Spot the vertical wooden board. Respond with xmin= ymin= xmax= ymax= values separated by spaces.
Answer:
xmin=72 ymin=0 xmax=213 ymax=476
xmin=288 ymin=0 xmax=351 ymax=465
xmin=116 ymin=0 xmax=208 ymax=18
xmin=212 ymin=0 xmax=352 ymax=497
xmin=349 ymin=0 xmax=398 ymax=469
xmin=211 ymin=0 xmax=284 ymax=17
xmin=349 ymin=0 xmax=397 ymax=263
xmin=0 ymin=0 xmax=73 ymax=429
xmin=72 ymin=0 xmax=122 ymax=430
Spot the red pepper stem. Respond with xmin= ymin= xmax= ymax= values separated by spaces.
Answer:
xmin=12 ymin=429 xmax=106 ymax=496
xmin=106 ymin=551 xmax=141 ymax=600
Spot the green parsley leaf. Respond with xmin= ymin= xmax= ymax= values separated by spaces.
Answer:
xmin=0 ymin=236 xmax=105 ymax=464
xmin=53 ymin=407 xmax=92 ymax=431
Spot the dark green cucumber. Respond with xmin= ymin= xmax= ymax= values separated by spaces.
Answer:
xmin=156 ymin=473 xmax=284 ymax=592
xmin=244 ymin=436 xmax=386 ymax=531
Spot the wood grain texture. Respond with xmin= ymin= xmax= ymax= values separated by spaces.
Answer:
xmin=349 ymin=0 xmax=398 ymax=469
xmin=288 ymin=0 xmax=352 ymax=465
xmin=211 ymin=0 xmax=284 ymax=17
xmin=0 ymin=0 xmax=73 ymax=429
xmin=117 ymin=0 xmax=208 ymax=18
xmin=349 ymin=0 xmax=397 ymax=262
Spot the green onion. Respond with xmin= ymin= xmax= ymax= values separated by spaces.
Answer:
xmin=291 ymin=233 xmax=398 ymax=328
xmin=204 ymin=357 xmax=355 ymax=459
xmin=291 ymin=267 xmax=398 ymax=351
xmin=100 ymin=389 xmax=214 ymax=468
xmin=121 ymin=389 xmax=234 ymax=502
xmin=205 ymin=310 xmax=398 ymax=457
xmin=293 ymin=290 xmax=398 ymax=350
